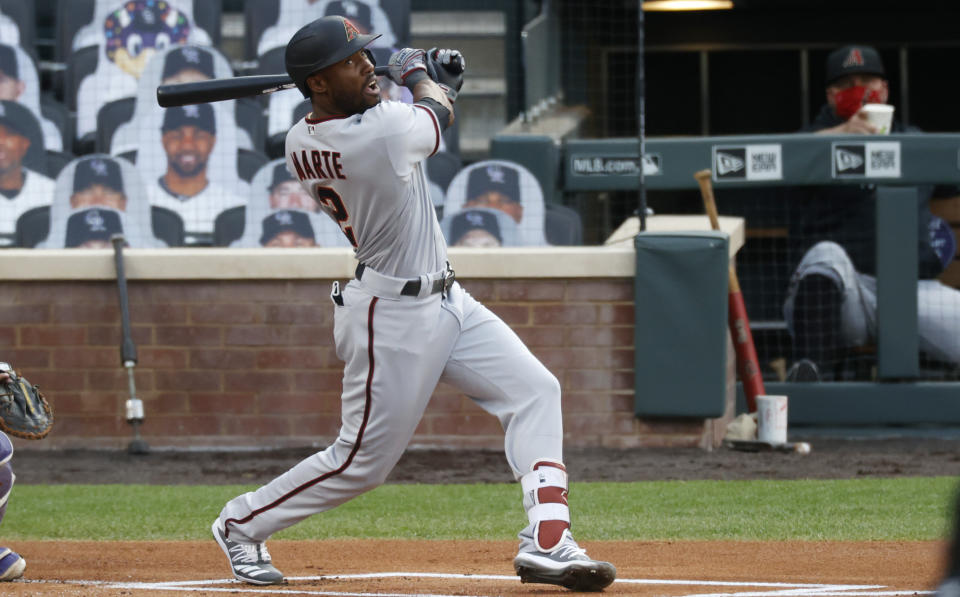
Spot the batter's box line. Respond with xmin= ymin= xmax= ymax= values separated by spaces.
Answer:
xmin=25 ymin=574 xmax=934 ymax=597
xmin=686 ymin=592 xmax=931 ymax=597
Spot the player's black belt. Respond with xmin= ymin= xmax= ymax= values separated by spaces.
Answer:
xmin=355 ymin=263 xmax=455 ymax=297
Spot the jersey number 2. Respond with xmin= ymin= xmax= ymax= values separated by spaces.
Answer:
xmin=314 ymin=186 xmax=358 ymax=248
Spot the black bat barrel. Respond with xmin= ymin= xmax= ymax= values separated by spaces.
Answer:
xmin=156 ymin=67 xmax=392 ymax=108
xmin=157 ymin=74 xmax=296 ymax=107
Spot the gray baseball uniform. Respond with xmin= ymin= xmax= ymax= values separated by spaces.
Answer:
xmin=218 ymin=99 xmax=566 ymax=549
xmin=784 ymin=240 xmax=960 ymax=364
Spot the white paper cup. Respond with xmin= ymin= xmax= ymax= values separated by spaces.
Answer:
xmin=861 ymin=103 xmax=894 ymax=135
xmin=756 ymin=395 xmax=788 ymax=445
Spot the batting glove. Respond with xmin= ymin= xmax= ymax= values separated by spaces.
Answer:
xmin=425 ymin=48 xmax=466 ymax=102
xmin=387 ymin=48 xmax=429 ymax=89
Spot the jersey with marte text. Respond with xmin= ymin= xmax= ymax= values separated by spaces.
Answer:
xmin=285 ymin=100 xmax=445 ymax=278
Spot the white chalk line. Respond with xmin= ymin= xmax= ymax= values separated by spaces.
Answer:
xmin=20 ymin=572 xmax=934 ymax=597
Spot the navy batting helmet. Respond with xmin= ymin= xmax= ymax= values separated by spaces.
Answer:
xmin=285 ymin=15 xmax=381 ymax=98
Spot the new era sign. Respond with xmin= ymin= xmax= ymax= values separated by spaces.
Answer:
xmin=712 ymin=144 xmax=782 ymax=182
xmin=832 ymin=141 xmax=901 ymax=178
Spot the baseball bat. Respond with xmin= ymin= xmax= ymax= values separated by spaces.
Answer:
xmin=111 ymin=234 xmax=149 ymax=455
xmin=694 ymin=169 xmax=764 ymax=413
xmin=157 ymin=67 xmax=390 ymax=107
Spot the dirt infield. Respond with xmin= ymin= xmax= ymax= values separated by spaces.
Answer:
xmin=0 ymin=539 xmax=945 ymax=596
xmin=5 ymin=437 xmax=958 ymax=594
xmin=13 ymin=437 xmax=960 ymax=485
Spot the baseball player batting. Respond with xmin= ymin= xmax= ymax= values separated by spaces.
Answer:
xmin=210 ymin=16 xmax=616 ymax=592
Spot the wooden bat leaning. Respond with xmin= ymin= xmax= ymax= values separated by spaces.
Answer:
xmin=157 ymin=67 xmax=390 ymax=107
xmin=694 ymin=169 xmax=763 ymax=413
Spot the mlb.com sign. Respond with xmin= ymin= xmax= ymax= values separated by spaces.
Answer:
xmin=711 ymin=144 xmax=782 ymax=182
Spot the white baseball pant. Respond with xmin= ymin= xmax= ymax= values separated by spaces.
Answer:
xmin=784 ymin=240 xmax=960 ymax=364
xmin=220 ymin=269 xmax=563 ymax=543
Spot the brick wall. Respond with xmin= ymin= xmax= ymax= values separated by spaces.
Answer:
xmin=2 ymin=276 xmax=730 ymax=451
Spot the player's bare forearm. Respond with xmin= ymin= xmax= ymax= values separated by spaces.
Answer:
xmin=412 ymin=79 xmax=455 ymax=127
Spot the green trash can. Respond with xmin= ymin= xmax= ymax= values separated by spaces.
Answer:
xmin=633 ymin=231 xmax=729 ymax=418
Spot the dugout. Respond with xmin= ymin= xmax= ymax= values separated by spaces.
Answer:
xmin=491 ymin=131 xmax=960 ymax=428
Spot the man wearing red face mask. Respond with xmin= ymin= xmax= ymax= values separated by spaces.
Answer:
xmin=783 ymin=44 xmax=960 ymax=382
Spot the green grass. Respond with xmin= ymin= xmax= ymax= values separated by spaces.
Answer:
xmin=3 ymin=477 xmax=957 ymax=542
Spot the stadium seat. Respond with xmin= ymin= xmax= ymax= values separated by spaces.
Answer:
xmin=40 ymin=96 xmax=71 ymax=152
xmin=254 ymin=46 xmax=285 ymax=96
xmin=256 ymin=46 xmax=296 ymax=157
xmin=151 ymin=205 xmax=185 ymax=247
xmin=442 ymin=107 xmax=460 ymax=157
xmin=44 ymin=149 xmax=74 ymax=177
xmin=191 ymin=0 xmax=223 ymax=47
xmin=544 ymin=202 xmax=584 ymax=246
xmin=426 ymin=151 xmax=463 ymax=194
xmin=243 ymin=0 xmax=280 ymax=61
xmin=238 ymin=148 xmax=270 ymax=183
xmin=0 ymin=0 xmax=35 ymax=48
xmin=263 ymin=96 xmax=313 ymax=158
xmin=236 ymin=98 xmax=267 ymax=155
xmin=213 ymin=205 xmax=246 ymax=247
xmin=94 ymin=97 xmax=135 ymax=153
xmin=14 ymin=205 xmax=49 ymax=247
xmin=63 ymin=44 xmax=98 ymax=152
xmin=251 ymin=0 xmax=408 ymax=58
xmin=53 ymin=0 xmax=94 ymax=61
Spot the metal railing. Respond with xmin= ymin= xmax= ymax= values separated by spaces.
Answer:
xmin=519 ymin=0 xmax=561 ymax=123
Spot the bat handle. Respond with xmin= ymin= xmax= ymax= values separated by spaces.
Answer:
xmin=111 ymin=234 xmax=138 ymax=366
xmin=694 ymin=169 xmax=722 ymax=231
xmin=374 ymin=66 xmax=389 ymax=76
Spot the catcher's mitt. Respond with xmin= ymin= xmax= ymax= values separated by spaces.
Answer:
xmin=0 ymin=362 xmax=53 ymax=440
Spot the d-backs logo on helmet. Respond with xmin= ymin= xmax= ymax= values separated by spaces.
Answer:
xmin=342 ymin=18 xmax=360 ymax=42
xmin=842 ymin=48 xmax=865 ymax=68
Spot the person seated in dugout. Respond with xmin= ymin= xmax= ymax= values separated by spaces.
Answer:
xmin=64 ymin=207 xmax=124 ymax=249
xmin=0 ymin=6 xmax=22 ymax=46
xmin=260 ymin=209 xmax=317 ymax=248
xmin=783 ymin=44 xmax=960 ymax=381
